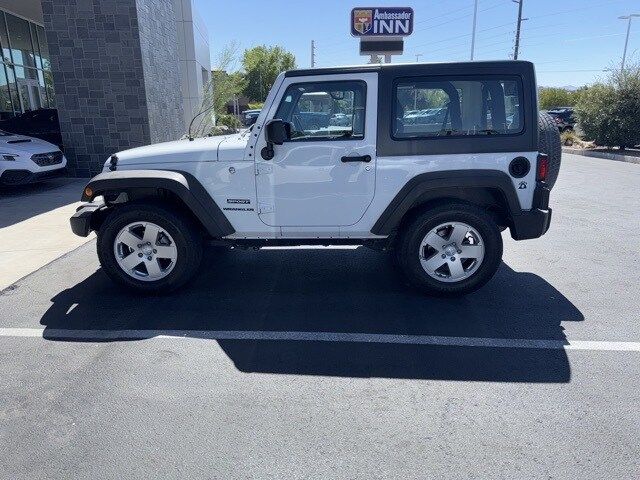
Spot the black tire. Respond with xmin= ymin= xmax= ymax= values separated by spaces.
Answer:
xmin=395 ymin=203 xmax=503 ymax=296
xmin=97 ymin=203 xmax=203 ymax=294
xmin=538 ymin=112 xmax=562 ymax=189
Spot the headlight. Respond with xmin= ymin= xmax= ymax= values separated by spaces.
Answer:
xmin=1 ymin=154 xmax=18 ymax=161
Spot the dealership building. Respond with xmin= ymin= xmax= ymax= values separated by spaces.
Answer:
xmin=0 ymin=0 xmax=211 ymax=176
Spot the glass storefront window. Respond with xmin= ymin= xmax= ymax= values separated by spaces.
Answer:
xmin=0 ymin=12 xmax=53 ymax=114
xmin=0 ymin=12 xmax=10 ymax=64
xmin=30 ymin=23 xmax=43 ymax=69
xmin=36 ymin=25 xmax=50 ymax=70
xmin=43 ymin=69 xmax=54 ymax=107
xmin=4 ymin=64 xmax=21 ymax=114
xmin=18 ymin=81 xmax=32 ymax=110
xmin=6 ymin=13 xmax=37 ymax=69
xmin=0 ymin=64 xmax=14 ymax=119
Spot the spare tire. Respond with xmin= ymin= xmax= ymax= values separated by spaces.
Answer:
xmin=538 ymin=112 xmax=562 ymax=189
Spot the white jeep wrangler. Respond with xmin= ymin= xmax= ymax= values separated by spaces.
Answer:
xmin=71 ymin=61 xmax=560 ymax=296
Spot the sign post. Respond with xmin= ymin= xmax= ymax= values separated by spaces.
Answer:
xmin=351 ymin=7 xmax=414 ymax=63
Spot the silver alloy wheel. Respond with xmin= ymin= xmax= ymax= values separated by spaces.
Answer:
xmin=113 ymin=222 xmax=178 ymax=282
xmin=418 ymin=222 xmax=485 ymax=283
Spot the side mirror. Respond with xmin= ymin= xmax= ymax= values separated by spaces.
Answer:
xmin=265 ymin=119 xmax=291 ymax=145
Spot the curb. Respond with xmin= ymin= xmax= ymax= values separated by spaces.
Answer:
xmin=563 ymin=147 xmax=640 ymax=165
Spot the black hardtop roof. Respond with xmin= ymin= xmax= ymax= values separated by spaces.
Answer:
xmin=285 ymin=60 xmax=535 ymax=78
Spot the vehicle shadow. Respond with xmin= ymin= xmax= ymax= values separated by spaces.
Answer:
xmin=39 ymin=248 xmax=584 ymax=383
xmin=0 ymin=178 xmax=83 ymax=228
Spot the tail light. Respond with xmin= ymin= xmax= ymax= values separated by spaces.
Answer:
xmin=537 ymin=154 xmax=549 ymax=182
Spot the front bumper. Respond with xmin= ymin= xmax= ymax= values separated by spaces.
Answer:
xmin=70 ymin=202 xmax=105 ymax=237
xmin=0 ymin=167 xmax=67 ymax=185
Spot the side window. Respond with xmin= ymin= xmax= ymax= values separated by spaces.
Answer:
xmin=395 ymin=85 xmax=454 ymax=136
xmin=274 ymin=81 xmax=366 ymax=141
xmin=394 ymin=77 xmax=524 ymax=139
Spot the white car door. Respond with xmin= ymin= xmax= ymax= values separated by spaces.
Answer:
xmin=254 ymin=73 xmax=378 ymax=228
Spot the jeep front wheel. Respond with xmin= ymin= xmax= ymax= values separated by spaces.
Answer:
xmin=395 ymin=203 xmax=503 ymax=296
xmin=97 ymin=203 xmax=203 ymax=294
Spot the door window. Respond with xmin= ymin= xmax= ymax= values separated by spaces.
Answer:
xmin=394 ymin=77 xmax=524 ymax=139
xmin=274 ymin=81 xmax=366 ymax=141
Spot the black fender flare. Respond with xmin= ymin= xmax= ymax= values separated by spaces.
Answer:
xmin=370 ymin=169 xmax=523 ymax=236
xmin=81 ymin=169 xmax=235 ymax=238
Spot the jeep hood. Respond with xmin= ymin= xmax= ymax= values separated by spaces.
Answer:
xmin=110 ymin=133 xmax=248 ymax=167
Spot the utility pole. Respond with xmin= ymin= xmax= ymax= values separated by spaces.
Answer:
xmin=470 ymin=0 xmax=478 ymax=60
xmin=619 ymin=14 xmax=640 ymax=70
xmin=513 ymin=0 xmax=524 ymax=60
xmin=415 ymin=53 xmax=423 ymax=63
xmin=311 ymin=40 xmax=316 ymax=68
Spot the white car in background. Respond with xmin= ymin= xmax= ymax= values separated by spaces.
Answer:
xmin=0 ymin=130 xmax=67 ymax=185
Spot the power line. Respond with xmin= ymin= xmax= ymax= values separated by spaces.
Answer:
xmin=519 ymin=31 xmax=625 ymax=51
xmin=414 ymin=4 xmax=474 ymax=25
xmin=411 ymin=20 xmax=515 ymax=50
xmin=527 ymin=0 xmax=626 ymax=21
xmin=316 ymin=1 xmax=631 ymax=68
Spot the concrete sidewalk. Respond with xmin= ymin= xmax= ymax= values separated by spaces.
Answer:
xmin=0 ymin=178 xmax=93 ymax=291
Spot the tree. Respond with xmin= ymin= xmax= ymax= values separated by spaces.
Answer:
xmin=190 ymin=42 xmax=245 ymax=136
xmin=242 ymin=46 xmax=296 ymax=102
xmin=211 ymin=41 xmax=245 ymax=117
xmin=538 ymin=87 xmax=578 ymax=110
xmin=576 ymin=64 xmax=640 ymax=150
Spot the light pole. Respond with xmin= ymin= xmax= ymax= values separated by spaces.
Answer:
xmin=619 ymin=14 xmax=640 ymax=70
xmin=415 ymin=53 xmax=423 ymax=63
xmin=470 ymin=0 xmax=478 ymax=60
xmin=311 ymin=40 xmax=316 ymax=68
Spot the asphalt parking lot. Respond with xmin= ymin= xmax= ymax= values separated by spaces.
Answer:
xmin=0 ymin=153 xmax=638 ymax=479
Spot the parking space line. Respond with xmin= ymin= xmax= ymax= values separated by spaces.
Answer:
xmin=0 ymin=327 xmax=639 ymax=352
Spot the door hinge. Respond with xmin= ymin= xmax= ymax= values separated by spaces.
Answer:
xmin=255 ymin=163 xmax=273 ymax=175
xmin=258 ymin=203 xmax=274 ymax=214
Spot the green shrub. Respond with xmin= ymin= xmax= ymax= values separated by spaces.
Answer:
xmin=210 ymin=125 xmax=234 ymax=136
xmin=216 ymin=114 xmax=241 ymax=129
xmin=561 ymin=130 xmax=581 ymax=146
xmin=539 ymin=87 xmax=578 ymax=110
xmin=575 ymin=65 xmax=640 ymax=150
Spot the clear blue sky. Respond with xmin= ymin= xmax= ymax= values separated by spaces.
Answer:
xmin=194 ymin=0 xmax=640 ymax=87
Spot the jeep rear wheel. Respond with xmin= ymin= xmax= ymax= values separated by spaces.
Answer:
xmin=395 ymin=203 xmax=503 ymax=296
xmin=97 ymin=203 xmax=203 ymax=294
